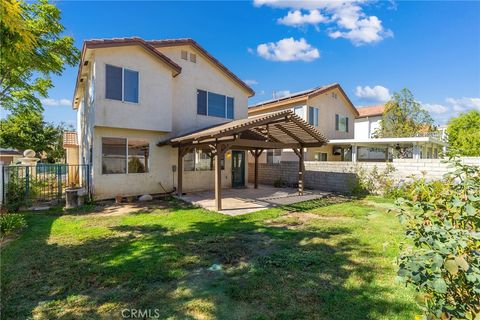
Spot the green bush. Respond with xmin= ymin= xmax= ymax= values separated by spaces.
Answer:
xmin=273 ymin=178 xmax=286 ymax=188
xmin=0 ymin=214 xmax=27 ymax=238
xmin=395 ymin=157 xmax=480 ymax=319
xmin=349 ymin=163 xmax=397 ymax=196
xmin=5 ymin=174 xmax=26 ymax=212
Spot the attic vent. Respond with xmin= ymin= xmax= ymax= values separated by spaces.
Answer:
xmin=181 ymin=50 xmax=188 ymax=60
xmin=190 ymin=53 xmax=196 ymax=63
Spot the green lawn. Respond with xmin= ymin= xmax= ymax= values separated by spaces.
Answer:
xmin=1 ymin=196 xmax=418 ymax=319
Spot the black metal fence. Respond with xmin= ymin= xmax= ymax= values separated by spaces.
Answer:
xmin=1 ymin=164 xmax=90 ymax=208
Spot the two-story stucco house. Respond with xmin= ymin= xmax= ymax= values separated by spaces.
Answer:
xmin=72 ymin=38 xmax=255 ymax=200
xmin=248 ymin=83 xmax=359 ymax=162
xmin=248 ymin=86 xmax=447 ymax=163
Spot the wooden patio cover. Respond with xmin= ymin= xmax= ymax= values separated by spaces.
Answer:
xmin=157 ymin=110 xmax=328 ymax=210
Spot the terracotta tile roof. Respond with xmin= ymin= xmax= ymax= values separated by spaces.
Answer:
xmin=356 ymin=105 xmax=385 ymax=118
xmin=85 ymin=37 xmax=182 ymax=75
xmin=0 ymin=148 xmax=21 ymax=156
xmin=73 ymin=37 xmax=183 ymax=108
xmin=248 ymin=83 xmax=359 ymax=116
xmin=73 ymin=37 xmax=254 ymax=108
xmin=63 ymin=131 xmax=78 ymax=147
xmin=148 ymin=38 xmax=254 ymax=97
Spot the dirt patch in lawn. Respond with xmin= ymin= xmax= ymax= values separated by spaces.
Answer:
xmin=191 ymin=233 xmax=275 ymax=266
xmin=75 ymin=199 xmax=172 ymax=217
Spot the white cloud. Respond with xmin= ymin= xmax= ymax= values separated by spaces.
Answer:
xmin=41 ymin=98 xmax=72 ymax=107
xmin=244 ymin=79 xmax=258 ymax=86
xmin=257 ymin=37 xmax=320 ymax=62
xmin=445 ymin=97 xmax=480 ymax=112
xmin=355 ymin=85 xmax=391 ymax=103
xmin=274 ymin=90 xmax=291 ymax=98
xmin=423 ymin=103 xmax=448 ymax=114
xmin=255 ymin=0 xmax=393 ymax=46
xmin=277 ymin=9 xmax=328 ymax=28
xmin=329 ymin=15 xmax=392 ymax=46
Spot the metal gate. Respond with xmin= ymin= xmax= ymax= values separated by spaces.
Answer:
xmin=1 ymin=164 xmax=90 ymax=208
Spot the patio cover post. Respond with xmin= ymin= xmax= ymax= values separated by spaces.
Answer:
xmin=293 ymin=147 xmax=304 ymax=195
xmin=177 ymin=147 xmax=184 ymax=196
xmin=214 ymin=143 xmax=229 ymax=211
xmin=249 ymin=149 xmax=264 ymax=189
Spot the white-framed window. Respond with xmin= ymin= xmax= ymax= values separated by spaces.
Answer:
xmin=335 ymin=114 xmax=349 ymax=132
xmin=184 ymin=149 xmax=224 ymax=171
xmin=102 ymin=137 xmax=149 ymax=174
xmin=105 ymin=64 xmax=139 ymax=103
xmin=308 ymin=106 xmax=319 ymax=126
xmin=197 ymin=89 xmax=234 ymax=119
xmin=314 ymin=152 xmax=327 ymax=161
xmin=266 ymin=149 xmax=282 ymax=164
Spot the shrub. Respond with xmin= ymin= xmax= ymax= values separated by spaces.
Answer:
xmin=395 ymin=157 xmax=480 ymax=319
xmin=273 ymin=178 xmax=286 ymax=188
xmin=349 ymin=163 xmax=397 ymax=196
xmin=0 ymin=214 xmax=27 ymax=238
xmin=5 ymin=174 xmax=26 ymax=212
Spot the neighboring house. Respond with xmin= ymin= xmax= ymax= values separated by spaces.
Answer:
xmin=248 ymin=83 xmax=358 ymax=162
xmin=71 ymin=37 xmax=255 ymax=200
xmin=0 ymin=148 xmax=22 ymax=165
xmin=63 ymin=131 xmax=79 ymax=165
xmin=248 ymin=86 xmax=447 ymax=163
xmin=354 ymin=105 xmax=384 ymax=139
xmin=335 ymin=104 xmax=447 ymax=161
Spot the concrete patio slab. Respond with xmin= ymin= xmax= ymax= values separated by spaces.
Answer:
xmin=178 ymin=184 xmax=331 ymax=216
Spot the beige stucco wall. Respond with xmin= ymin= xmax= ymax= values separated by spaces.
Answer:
xmin=92 ymin=127 xmax=248 ymax=199
xmin=77 ymin=42 xmax=252 ymax=200
xmin=156 ymin=45 xmax=250 ymax=135
xmin=92 ymin=126 xmax=175 ymax=200
xmin=306 ymin=88 xmax=355 ymax=140
xmin=93 ymin=46 xmax=174 ymax=132
xmin=66 ymin=147 xmax=79 ymax=165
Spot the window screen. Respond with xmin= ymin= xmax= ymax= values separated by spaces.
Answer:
xmin=226 ymin=97 xmax=234 ymax=119
xmin=336 ymin=114 xmax=348 ymax=132
xmin=308 ymin=107 xmax=318 ymax=126
xmin=197 ymin=90 xmax=207 ymax=115
xmin=102 ymin=138 xmax=126 ymax=174
xmin=208 ymin=92 xmax=226 ymax=117
xmin=105 ymin=65 xmax=122 ymax=101
xmin=128 ymin=139 xmax=149 ymax=173
xmin=124 ymin=69 xmax=139 ymax=103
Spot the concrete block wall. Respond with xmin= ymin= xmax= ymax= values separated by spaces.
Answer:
xmin=248 ymin=157 xmax=480 ymax=194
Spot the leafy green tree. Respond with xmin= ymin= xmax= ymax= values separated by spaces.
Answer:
xmin=0 ymin=110 xmax=70 ymax=162
xmin=446 ymin=110 xmax=480 ymax=156
xmin=375 ymin=88 xmax=435 ymax=138
xmin=0 ymin=0 xmax=79 ymax=113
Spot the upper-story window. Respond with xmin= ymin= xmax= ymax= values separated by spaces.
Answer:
xmin=197 ymin=89 xmax=234 ymax=119
xmin=308 ymin=106 xmax=319 ymax=126
xmin=335 ymin=114 xmax=349 ymax=132
xmin=105 ymin=64 xmax=139 ymax=103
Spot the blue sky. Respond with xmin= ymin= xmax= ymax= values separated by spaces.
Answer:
xmin=35 ymin=1 xmax=480 ymax=127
